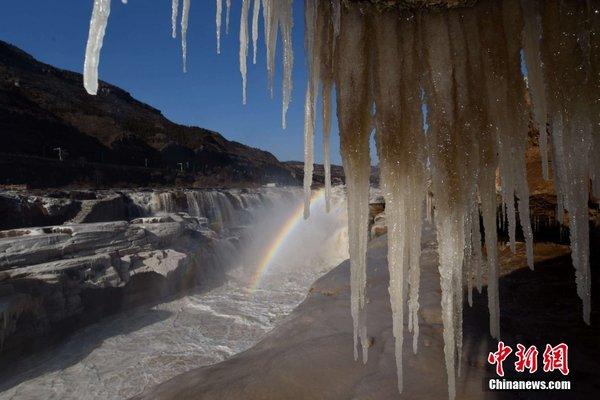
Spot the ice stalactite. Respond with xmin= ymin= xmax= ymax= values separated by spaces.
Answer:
xmin=475 ymin=1 xmax=506 ymax=340
xmin=541 ymin=1 xmax=594 ymax=324
xmin=373 ymin=10 xmax=426 ymax=390
xmin=302 ymin=0 xmax=318 ymax=219
xmin=521 ymin=0 xmax=549 ymax=180
xmin=172 ymin=0 xmax=179 ymax=38
xmin=260 ymin=0 xmax=294 ymax=127
xmin=335 ymin=3 xmax=372 ymax=364
xmin=226 ymin=0 xmax=231 ymax=35
xmin=501 ymin=0 xmax=534 ymax=269
xmin=322 ymin=84 xmax=333 ymax=212
xmin=84 ymin=0 xmax=112 ymax=95
xmin=591 ymin=4 xmax=600 ymax=199
xmin=181 ymin=0 xmax=191 ymax=73
xmin=372 ymin=12 xmax=407 ymax=392
xmin=261 ymin=0 xmax=275 ymax=96
xmin=302 ymin=0 xmax=335 ymax=217
xmin=240 ymin=0 xmax=250 ymax=104
xmin=252 ymin=0 xmax=260 ymax=64
xmin=421 ymin=11 xmax=469 ymax=398
xmin=318 ymin=1 xmax=335 ymax=213
xmin=279 ymin=0 xmax=294 ymax=129
xmin=332 ymin=0 xmax=341 ymax=38
xmin=216 ymin=0 xmax=222 ymax=53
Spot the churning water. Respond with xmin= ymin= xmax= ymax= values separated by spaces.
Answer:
xmin=0 ymin=189 xmax=348 ymax=399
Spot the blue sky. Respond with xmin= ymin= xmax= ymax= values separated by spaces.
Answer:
xmin=0 ymin=0 xmax=381 ymax=165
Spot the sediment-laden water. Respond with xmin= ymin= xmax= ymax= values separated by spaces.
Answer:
xmin=0 ymin=188 xmax=348 ymax=400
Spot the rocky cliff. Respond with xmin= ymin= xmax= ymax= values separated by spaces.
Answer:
xmin=0 ymin=40 xmax=298 ymax=188
xmin=0 ymin=187 xmax=301 ymax=361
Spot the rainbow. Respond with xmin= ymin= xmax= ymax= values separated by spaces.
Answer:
xmin=248 ymin=190 xmax=326 ymax=292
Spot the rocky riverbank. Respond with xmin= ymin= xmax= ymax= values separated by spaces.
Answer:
xmin=0 ymin=187 xmax=305 ymax=361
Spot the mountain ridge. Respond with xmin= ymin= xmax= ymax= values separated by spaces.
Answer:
xmin=0 ymin=40 xmax=298 ymax=188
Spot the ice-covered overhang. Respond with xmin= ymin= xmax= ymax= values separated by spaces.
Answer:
xmin=347 ymin=0 xmax=478 ymax=11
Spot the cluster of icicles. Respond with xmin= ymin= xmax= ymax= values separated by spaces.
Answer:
xmin=84 ymin=0 xmax=294 ymax=128
xmin=82 ymin=0 xmax=598 ymax=399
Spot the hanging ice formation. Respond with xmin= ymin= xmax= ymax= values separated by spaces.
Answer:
xmin=216 ymin=0 xmax=222 ymax=53
xmin=83 ymin=0 xmax=112 ymax=95
xmin=83 ymin=0 xmax=598 ymax=398
xmin=181 ymin=0 xmax=191 ymax=73
xmin=301 ymin=1 xmax=597 ymax=399
xmin=172 ymin=0 xmax=179 ymax=38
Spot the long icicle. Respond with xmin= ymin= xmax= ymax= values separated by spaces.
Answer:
xmin=226 ymin=0 xmax=231 ymax=35
xmin=84 ymin=0 xmax=112 ymax=95
xmin=335 ymin=2 xmax=372 ymax=364
xmin=280 ymin=0 xmax=294 ymax=129
xmin=172 ymin=0 xmax=179 ymax=38
xmin=318 ymin=0 xmax=335 ymax=213
xmin=521 ymin=0 xmax=549 ymax=180
xmin=181 ymin=0 xmax=191 ymax=73
xmin=240 ymin=0 xmax=250 ymax=104
xmin=302 ymin=0 xmax=318 ymax=219
xmin=372 ymin=11 xmax=406 ymax=392
xmin=252 ymin=0 xmax=261 ymax=64
xmin=216 ymin=0 xmax=223 ymax=54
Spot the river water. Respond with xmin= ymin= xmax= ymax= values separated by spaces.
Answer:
xmin=0 ymin=190 xmax=348 ymax=400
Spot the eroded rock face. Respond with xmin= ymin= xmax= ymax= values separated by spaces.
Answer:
xmin=0 ymin=186 xmax=303 ymax=359
xmin=0 ymin=193 xmax=81 ymax=230
xmin=0 ymin=214 xmax=232 ymax=357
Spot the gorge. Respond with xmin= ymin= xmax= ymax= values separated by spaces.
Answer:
xmin=0 ymin=186 xmax=353 ymax=399
xmin=1 ymin=0 xmax=599 ymax=398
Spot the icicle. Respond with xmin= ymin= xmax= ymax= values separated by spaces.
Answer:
xmin=332 ymin=0 xmax=341 ymax=38
xmin=422 ymin=11 xmax=463 ymax=399
xmin=280 ymin=0 xmax=294 ymax=129
xmin=262 ymin=0 xmax=277 ymax=97
xmin=240 ymin=0 xmax=250 ymax=104
xmin=335 ymin=3 xmax=372 ymax=365
xmin=84 ymin=0 xmax=112 ymax=95
xmin=401 ymin=14 xmax=425 ymax=357
xmin=226 ymin=0 xmax=231 ymax=35
xmin=302 ymin=0 xmax=318 ymax=219
xmin=303 ymin=85 xmax=315 ymax=219
xmin=501 ymin=0 xmax=533 ymax=266
xmin=471 ymin=206 xmax=484 ymax=293
xmin=521 ymin=0 xmax=549 ymax=180
xmin=591 ymin=5 xmax=600 ymax=199
xmin=372 ymin=12 xmax=407 ymax=392
xmin=322 ymin=85 xmax=333 ymax=213
xmin=252 ymin=0 xmax=261 ymax=64
xmin=541 ymin=0 xmax=593 ymax=324
xmin=181 ymin=0 xmax=191 ymax=73
xmin=172 ymin=0 xmax=179 ymax=38
xmin=318 ymin=0 xmax=335 ymax=213
xmin=475 ymin=1 xmax=507 ymax=340
xmin=216 ymin=0 xmax=222 ymax=53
